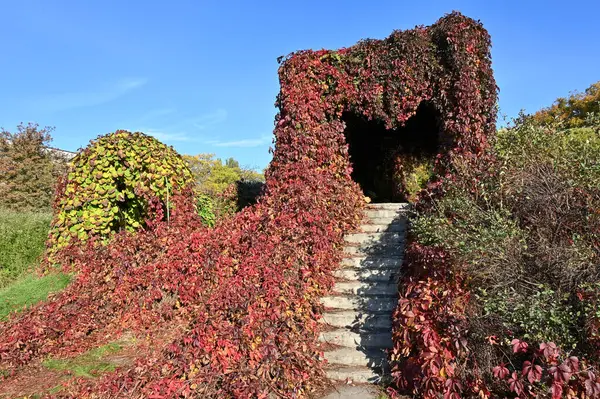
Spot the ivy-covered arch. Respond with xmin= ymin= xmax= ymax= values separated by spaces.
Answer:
xmin=268 ymin=11 xmax=497 ymax=203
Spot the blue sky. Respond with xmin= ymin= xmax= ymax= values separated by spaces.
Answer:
xmin=1 ymin=0 xmax=598 ymax=170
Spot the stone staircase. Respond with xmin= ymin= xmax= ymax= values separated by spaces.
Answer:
xmin=320 ymin=203 xmax=409 ymax=384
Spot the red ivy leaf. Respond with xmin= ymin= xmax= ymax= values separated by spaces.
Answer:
xmin=551 ymin=381 xmax=563 ymax=399
xmin=522 ymin=361 xmax=543 ymax=384
xmin=540 ymin=342 xmax=558 ymax=359
xmin=511 ymin=339 xmax=529 ymax=354
xmin=508 ymin=372 xmax=524 ymax=395
xmin=493 ymin=363 xmax=509 ymax=380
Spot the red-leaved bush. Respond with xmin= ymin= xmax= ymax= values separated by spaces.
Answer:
xmin=491 ymin=340 xmax=600 ymax=398
xmin=0 ymin=12 xmax=500 ymax=398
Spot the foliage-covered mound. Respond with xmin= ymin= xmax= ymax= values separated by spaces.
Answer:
xmin=1 ymin=12 xmax=501 ymax=397
xmin=47 ymin=130 xmax=195 ymax=255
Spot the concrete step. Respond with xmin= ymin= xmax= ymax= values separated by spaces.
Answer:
xmin=325 ymin=366 xmax=383 ymax=383
xmin=367 ymin=203 xmax=410 ymax=211
xmin=333 ymin=267 xmax=398 ymax=282
xmin=344 ymin=244 xmax=404 ymax=257
xmin=340 ymin=256 xmax=402 ymax=269
xmin=321 ymin=385 xmax=382 ymax=399
xmin=324 ymin=346 xmax=388 ymax=367
xmin=321 ymin=310 xmax=393 ymax=330
xmin=333 ymin=281 xmax=397 ymax=297
xmin=368 ymin=215 xmax=408 ymax=224
xmin=366 ymin=215 xmax=408 ymax=225
xmin=360 ymin=222 xmax=406 ymax=233
xmin=322 ymin=295 xmax=397 ymax=312
xmin=319 ymin=330 xmax=393 ymax=349
xmin=365 ymin=209 xmax=408 ymax=219
xmin=344 ymin=232 xmax=405 ymax=245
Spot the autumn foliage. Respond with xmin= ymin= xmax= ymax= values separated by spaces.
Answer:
xmin=0 ymin=12 xmax=525 ymax=398
xmin=532 ymin=81 xmax=600 ymax=128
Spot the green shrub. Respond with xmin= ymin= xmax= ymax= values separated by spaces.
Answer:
xmin=183 ymin=153 xmax=265 ymax=199
xmin=477 ymin=285 xmax=580 ymax=350
xmin=497 ymin=117 xmax=600 ymax=191
xmin=409 ymin=108 xmax=600 ymax=381
xmin=531 ymin=81 xmax=600 ymax=128
xmin=397 ymin=155 xmax=434 ymax=201
xmin=196 ymin=194 xmax=216 ymax=227
xmin=47 ymin=131 xmax=196 ymax=255
xmin=183 ymin=153 xmax=264 ymax=219
xmin=412 ymin=191 xmax=527 ymax=285
xmin=0 ymin=208 xmax=51 ymax=287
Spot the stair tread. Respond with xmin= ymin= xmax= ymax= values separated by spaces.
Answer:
xmin=340 ymin=256 xmax=403 ymax=270
xmin=366 ymin=203 xmax=410 ymax=210
xmin=322 ymin=295 xmax=397 ymax=312
xmin=343 ymin=246 xmax=405 ymax=257
xmin=319 ymin=329 xmax=393 ymax=349
xmin=325 ymin=366 xmax=386 ymax=383
xmin=333 ymin=268 xmax=398 ymax=282
xmin=333 ymin=281 xmax=398 ymax=296
xmin=323 ymin=346 xmax=388 ymax=367
xmin=320 ymin=310 xmax=392 ymax=329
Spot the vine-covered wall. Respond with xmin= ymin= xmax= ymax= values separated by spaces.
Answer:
xmin=270 ymin=11 xmax=497 ymax=200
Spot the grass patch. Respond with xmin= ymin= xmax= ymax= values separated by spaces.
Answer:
xmin=0 ymin=208 xmax=51 ymax=287
xmin=0 ymin=273 xmax=71 ymax=320
xmin=42 ymin=342 xmax=124 ymax=378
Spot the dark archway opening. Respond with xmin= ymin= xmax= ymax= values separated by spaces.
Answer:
xmin=343 ymin=102 xmax=441 ymax=203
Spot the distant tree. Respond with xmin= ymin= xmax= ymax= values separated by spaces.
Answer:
xmin=532 ymin=81 xmax=600 ymax=128
xmin=0 ymin=123 xmax=66 ymax=211
xmin=225 ymin=157 xmax=240 ymax=169
xmin=183 ymin=153 xmax=265 ymax=218
xmin=183 ymin=154 xmax=264 ymax=198
xmin=183 ymin=153 xmax=216 ymax=183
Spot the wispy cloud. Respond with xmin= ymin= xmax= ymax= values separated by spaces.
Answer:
xmin=206 ymin=135 xmax=272 ymax=148
xmin=135 ymin=108 xmax=177 ymax=124
xmin=191 ymin=109 xmax=228 ymax=130
xmin=31 ymin=77 xmax=148 ymax=113
xmin=129 ymin=109 xmax=229 ymax=144
xmin=128 ymin=108 xmax=270 ymax=149
xmin=144 ymin=129 xmax=195 ymax=143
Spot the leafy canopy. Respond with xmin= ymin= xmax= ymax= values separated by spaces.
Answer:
xmin=532 ymin=81 xmax=600 ymax=128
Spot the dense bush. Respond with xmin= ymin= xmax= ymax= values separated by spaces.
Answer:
xmin=0 ymin=123 xmax=67 ymax=212
xmin=0 ymin=12 xmax=499 ymax=398
xmin=391 ymin=112 xmax=600 ymax=398
xmin=47 ymin=130 xmax=198 ymax=256
xmin=0 ymin=208 xmax=51 ymax=287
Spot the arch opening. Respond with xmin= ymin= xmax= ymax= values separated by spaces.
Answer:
xmin=343 ymin=102 xmax=442 ymax=203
